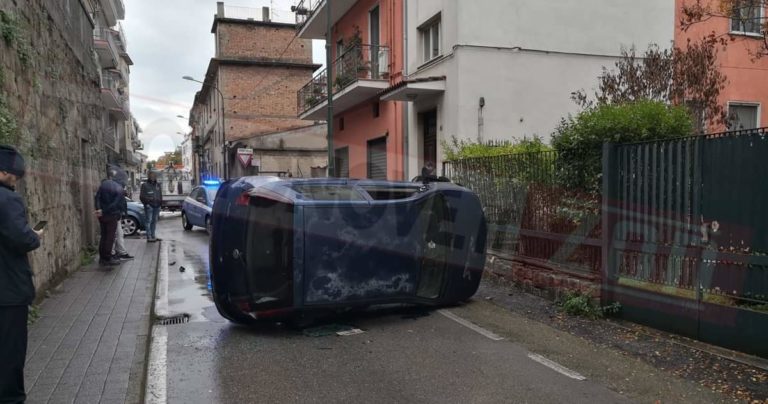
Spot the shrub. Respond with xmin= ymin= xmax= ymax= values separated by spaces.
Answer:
xmin=551 ymin=100 xmax=693 ymax=194
xmin=442 ymin=135 xmax=551 ymax=161
xmin=558 ymin=290 xmax=622 ymax=319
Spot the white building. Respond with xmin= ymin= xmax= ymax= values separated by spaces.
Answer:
xmin=180 ymin=134 xmax=193 ymax=172
xmin=378 ymin=0 xmax=675 ymax=177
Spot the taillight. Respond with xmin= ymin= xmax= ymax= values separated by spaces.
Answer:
xmin=236 ymin=192 xmax=251 ymax=206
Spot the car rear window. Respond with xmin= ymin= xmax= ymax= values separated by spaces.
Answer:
xmin=291 ymin=185 xmax=367 ymax=201
xmin=359 ymin=186 xmax=421 ymax=200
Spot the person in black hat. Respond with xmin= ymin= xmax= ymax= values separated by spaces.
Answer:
xmin=94 ymin=167 xmax=124 ymax=266
xmin=0 ymin=145 xmax=42 ymax=403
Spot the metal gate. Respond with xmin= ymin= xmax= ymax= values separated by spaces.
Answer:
xmin=602 ymin=128 xmax=768 ymax=358
xmin=367 ymin=136 xmax=387 ymax=180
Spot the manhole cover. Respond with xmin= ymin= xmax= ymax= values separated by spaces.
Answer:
xmin=156 ymin=314 xmax=190 ymax=325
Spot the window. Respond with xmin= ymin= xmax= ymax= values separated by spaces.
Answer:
xmin=419 ymin=16 xmax=441 ymax=63
xmin=728 ymin=103 xmax=760 ymax=130
xmin=339 ymin=117 xmax=344 ymax=131
xmin=731 ymin=0 xmax=764 ymax=35
xmin=372 ymin=102 xmax=380 ymax=118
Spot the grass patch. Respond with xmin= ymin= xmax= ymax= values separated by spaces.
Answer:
xmin=80 ymin=246 xmax=96 ymax=267
xmin=27 ymin=304 xmax=40 ymax=325
xmin=558 ymin=290 xmax=621 ymax=319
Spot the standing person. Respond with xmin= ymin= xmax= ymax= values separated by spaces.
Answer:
xmin=0 ymin=146 xmax=42 ymax=403
xmin=111 ymin=175 xmax=133 ymax=260
xmin=140 ymin=171 xmax=163 ymax=242
xmin=95 ymin=168 xmax=124 ymax=266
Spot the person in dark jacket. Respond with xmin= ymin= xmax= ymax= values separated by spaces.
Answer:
xmin=140 ymin=171 xmax=163 ymax=242
xmin=95 ymin=168 xmax=125 ymax=266
xmin=0 ymin=145 xmax=42 ymax=403
xmin=95 ymin=167 xmax=133 ymax=261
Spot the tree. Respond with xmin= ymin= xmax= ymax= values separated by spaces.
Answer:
xmin=681 ymin=0 xmax=768 ymax=58
xmin=572 ymin=41 xmax=728 ymax=129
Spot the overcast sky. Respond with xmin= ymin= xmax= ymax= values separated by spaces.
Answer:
xmin=122 ymin=0 xmax=324 ymax=160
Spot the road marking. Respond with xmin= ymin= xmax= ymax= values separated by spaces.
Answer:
xmin=145 ymin=326 xmax=168 ymax=404
xmin=527 ymin=353 xmax=586 ymax=381
xmin=438 ymin=310 xmax=505 ymax=341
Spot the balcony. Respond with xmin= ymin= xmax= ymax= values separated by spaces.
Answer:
xmin=298 ymin=44 xmax=390 ymax=120
xmin=99 ymin=0 xmax=125 ymax=27
xmin=292 ymin=0 xmax=358 ymax=39
xmin=100 ymin=71 xmax=128 ymax=120
xmin=93 ymin=28 xmax=119 ymax=69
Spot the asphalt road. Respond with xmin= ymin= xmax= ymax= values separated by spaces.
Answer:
xmin=151 ymin=217 xmax=715 ymax=404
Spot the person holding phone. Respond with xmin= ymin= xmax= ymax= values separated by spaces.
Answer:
xmin=0 ymin=145 xmax=42 ymax=403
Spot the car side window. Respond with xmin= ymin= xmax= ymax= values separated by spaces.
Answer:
xmin=194 ymin=188 xmax=206 ymax=204
xmin=189 ymin=188 xmax=200 ymax=201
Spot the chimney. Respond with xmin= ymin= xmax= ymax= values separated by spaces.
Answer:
xmin=217 ymin=2 xmax=224 ymax=18
xmin=262 ymin=6 xmax=270 ymax=22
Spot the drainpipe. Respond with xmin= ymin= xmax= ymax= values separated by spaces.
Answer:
xmin=326 ymin=1 xmax=335 ymax=177
xmin=402 ymin=0 xmax=409 ymax=180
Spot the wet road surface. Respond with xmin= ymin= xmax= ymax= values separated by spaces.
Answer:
xmin=152 ymin=217 xmax=715 ymax=404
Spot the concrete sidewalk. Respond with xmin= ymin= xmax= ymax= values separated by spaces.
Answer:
xmin=24 ymin=239 xmax=159 ymax=404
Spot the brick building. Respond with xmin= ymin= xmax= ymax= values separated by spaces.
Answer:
xmin=189 ymin=2 xmax=323 ymax=180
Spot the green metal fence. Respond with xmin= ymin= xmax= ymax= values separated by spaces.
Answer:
xmin=443 ymin=150 xmax=602 ymax=276
xmin=603 ymin=127 xmax=768 ymax=358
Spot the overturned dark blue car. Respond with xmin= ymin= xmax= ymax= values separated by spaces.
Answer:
xmin=209 ymin=177 xmax=487 ymax=325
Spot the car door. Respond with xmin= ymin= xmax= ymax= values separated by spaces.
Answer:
xmin=186 ymin=188 xmax=202 ymax=226
xmin=192 ymin=187 xmax=209 ymax=227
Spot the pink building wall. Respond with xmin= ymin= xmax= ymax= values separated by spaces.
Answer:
xmin=676 ymin=0 xmax=768 ymax=131
xmin=329 ymin=0 xmax=405 ymax=180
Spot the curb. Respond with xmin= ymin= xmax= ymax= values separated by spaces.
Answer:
xmin=141 ymin=241 xmax=169 ymax=404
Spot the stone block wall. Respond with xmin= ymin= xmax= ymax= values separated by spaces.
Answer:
xmin=1 ymin=0 xmax=109 ymax=299
xmin=484 ymin=250 xmax=602 ymax=301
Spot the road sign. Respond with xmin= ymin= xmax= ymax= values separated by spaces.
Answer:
xmin=237 ymin=148 xmax=253 ymax=168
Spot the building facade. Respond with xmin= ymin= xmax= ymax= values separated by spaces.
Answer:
xmin=0 ymin=0 xmax=135 ymax=297
xmin=189 ymin=2 xmax=321 ymax=181
xmin=293 ymin=0 xmax=675 ymax=179
xmin=676 ymin=0 xmax=768 ymax=131
xmin=228 ymin=123 xmax=328 ymax=178
xmin=385 ymin=0 xmax=676 ymax=178
xmin=294 ymin=0 xmax=406 ymax=180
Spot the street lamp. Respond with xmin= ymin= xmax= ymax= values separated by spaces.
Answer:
xmin=182 ymin=75 xmax=228 ymax=180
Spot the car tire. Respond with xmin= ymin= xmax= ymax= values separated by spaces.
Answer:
xmin=181 ymin=212 xmax=193 ymax=231
xmin=205 ymin=216 xmax=212 ymax=234
xmin=121 ymin=216 xmax=140 ymax=237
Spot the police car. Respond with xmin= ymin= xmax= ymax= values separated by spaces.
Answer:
xmin=181 ymin=180 xmax=220 ymax=233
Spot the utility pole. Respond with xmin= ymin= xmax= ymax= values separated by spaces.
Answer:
xmin=326 ymin=0 xmax=335 ymax=177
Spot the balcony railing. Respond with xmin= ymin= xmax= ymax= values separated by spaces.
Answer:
xmin=297 ymin=44 xmax=389 ymax=114
xmin=101 ymin=70 xmax=120 ymax=93
xmin=93 ymin=28 xmax=120 ymax=68
xmin=292 ymin=0 xmax=323 ymax=28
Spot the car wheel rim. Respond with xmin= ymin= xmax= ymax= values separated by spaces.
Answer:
xmin=182 ymin=214 xmax=187 ymax=227
xmin=122 ymin=219 xmax=137 ymax=235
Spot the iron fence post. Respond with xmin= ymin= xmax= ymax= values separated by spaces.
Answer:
xmin=601 ymin=142 xmax=617 ymax=305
